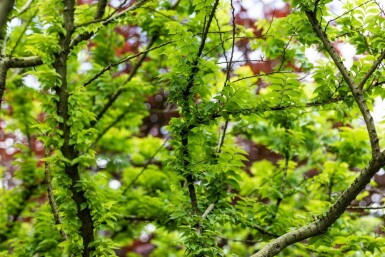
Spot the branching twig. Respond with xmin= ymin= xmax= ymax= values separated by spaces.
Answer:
xmin=44 ymin=148 xmax=68 ymax=241
xmin=182 ymin=0 xmax=220 ymax=104
xmin=83 ymin=40 xmax=172 ymax=87
xmin=325 ymin=0 xmax=373 ymax=32
xmin=305 ymin=11 xmax=380 ymax=157
xmin=121 ymin=139 xmax=168 ymax=195
xmin=276 ymin=36 xmax=293 ymax=72
xmin=89 ymin=34 xmax=159 ymax=127
xmin=10 ymin=9 xmax=38 ymax=56
xmin=11 ymin=0 xmax=34 ymax=19
xmin=358 ymin=51 xmax=385 ymax=90
xmin=70 ymin=0 xmax=151 ymax=49
xmin=232 ymin=71 xmax=291 ymax=83
xmin=251 ymin=10 xmax=385 ymax=257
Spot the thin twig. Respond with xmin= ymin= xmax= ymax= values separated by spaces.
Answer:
xmin=93 ymin=111 xmax=127 ymax=146
xmin=90 ymin=34 xmax=159 ymax=127
xmin=201 ymin=203 xmax=215 ymax=219
xmin=83 ymin=40 xmax=171 ymax=87
xmin=358 ymin=51 xmax=385 ymax=90
xmin=121 ymin=139 xmax=168 ymax=195
xmin=74 ymin=0 xmax=151 ymax=30
xmin=44 ymin=148 xmax=68 ymax=241
xmin=225 ymin=0 xmax=236 ymax=82
xmin=71 ymin=0 xmax=151 ymax=49
xmin=10 ymin=9 xmax=38 ymax=56
xmin=216 ymin=121 xmax=228 ymax=153
xmin=214 ymin=16 xmax=228 ymax=65
xmin=11 ymin=0 xmax=34 ymax=19
xmin=276 ymin=36 xmax=293 ymax=72
xmin=305 ymin=11 xmax=380 ymax=157
xmin=232 ymin=71 xmax=291 ymax=83
xmin=325 ymin=0 xmax=373 ymax=32
xmin=347 ymin=205 xmax=385 ymax=210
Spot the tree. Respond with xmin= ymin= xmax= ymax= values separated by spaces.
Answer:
xmin=1 ymin=0 xmax=385 ymax=256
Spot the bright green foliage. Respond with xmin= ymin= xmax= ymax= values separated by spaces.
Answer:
xmin=1 ymin=0 xmax=385 ymax=257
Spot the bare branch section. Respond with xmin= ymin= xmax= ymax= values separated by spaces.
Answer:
xmin=251 ymin=154 xmax=385 ymax=257
xmin=7 ymin=56 xmax=43 ymax=68
xmin=305 ymin=11 xmax=380 ymax=157
xmin=0 ymin=55 xmax=43 ymax=109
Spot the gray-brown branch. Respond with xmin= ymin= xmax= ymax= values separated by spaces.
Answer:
xmin=251 ymin=154 xmax=385 ymax=257
xmin=305 ymin=11 xmax=380 ymax=157
xmin=250 ymin=10 xmax=384 ymax=257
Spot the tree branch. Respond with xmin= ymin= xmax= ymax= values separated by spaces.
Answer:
xmin=6 ymin=55 xmax=43 ymax=68
xmin=83 ymin=39 xmax=171 ymax=87
xmin=89 ymin=34 xmax=158 ymax=128
xmin=94 ymin=0 xmax=107 ymax=20
xmin=358 ymin=50 xmax=385 ymax=90
xmin=347 ymin=205 xmax=385 ymax=210
xmin=53 ymin=1 xmax=94 ymax=256
xmin=0 ymin=61 xmax=8 ymax=109
xmin=182 ymin=0 xmax=220 ymax=106
xmin=121 ymin=139 xmax=168 ymax=195
xmin=251 ymin=153 xmax=385 ymax=257
xmin=44 ymin=148 xmax=68 ymax=241
xmin=179 ymin=0 xmax=220 ymax=217
xmin=70 ymin=0 xmax=151 ymax=49
xmin=250 ymin=11 xmax=385 ymax=256
xmin=0 ymin=0 xmax=15 ymax=55
xmin=0 ymin=0 xmax=15 ymax=108
xmin=305 ymin=11 xmax=380 ymax=157
xmin=12 ymin=0 xmax=34 ymax=19
xmin=201 ymin=203 xmax=215 ymax=219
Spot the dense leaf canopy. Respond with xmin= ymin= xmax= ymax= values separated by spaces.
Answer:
xmin=1 ymin=0 xmax=385 ymax=256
